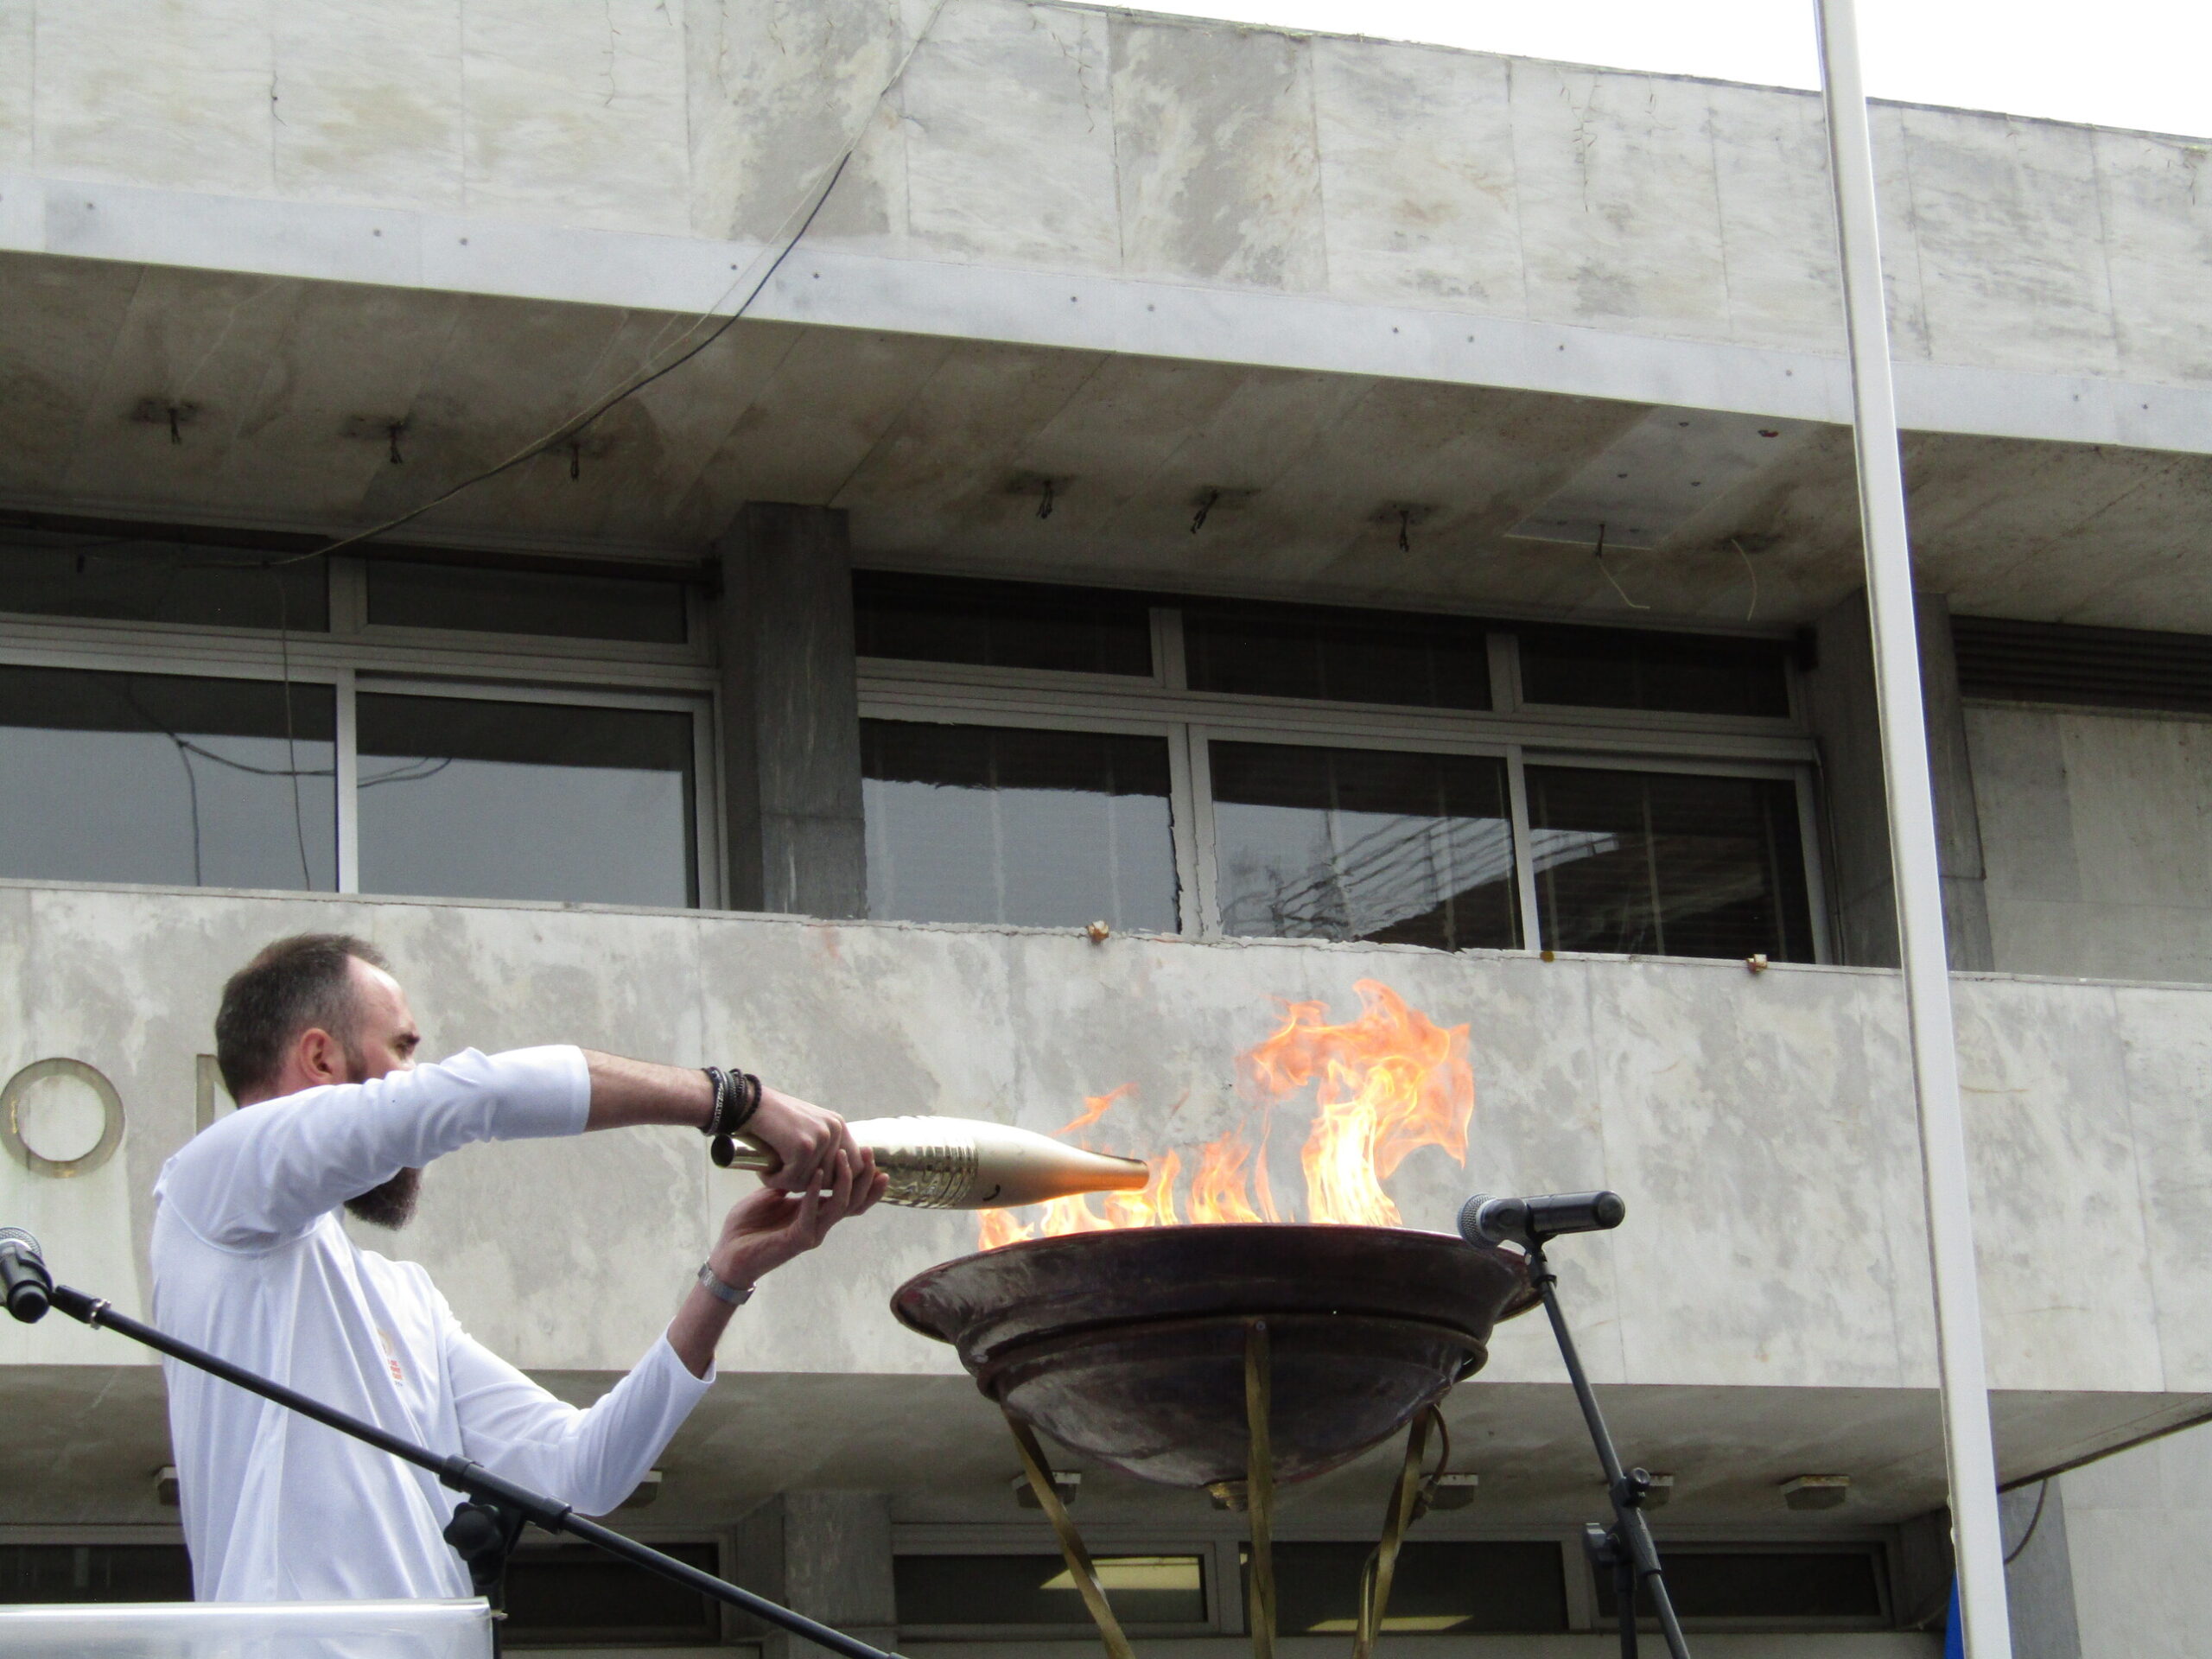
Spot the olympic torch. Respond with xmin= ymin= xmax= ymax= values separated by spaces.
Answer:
xmin=710 ymin=1118 xmax=1147 ymax=1211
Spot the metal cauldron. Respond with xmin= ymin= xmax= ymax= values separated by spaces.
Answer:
xmin=893 ymin=1224 xmax=1536 ymax=1489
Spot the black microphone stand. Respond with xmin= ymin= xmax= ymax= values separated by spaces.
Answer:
xmin=1522 ymin=1237 xmax=1692 ymax=1659
xmin=25 ymin=1280 xmax=902 ymax=1659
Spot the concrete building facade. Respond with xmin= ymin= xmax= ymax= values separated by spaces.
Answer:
xmin=3 ymin=3 xmax=2211 ymax=1655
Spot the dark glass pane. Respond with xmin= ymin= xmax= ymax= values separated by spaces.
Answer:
xmin=861 ymin=721 xmax=1177 ymax=931
xmin=853 ymin=572 xmax=1154 ymax=676
xmin=0 ymin=666 xmax=335 ymax=890
xmin=1594 ymin=1548 xmax=1885 ymax=1622
xmin=1259 ymin=1542 xmax=1567 ymax=1635
xmin=1185 ymin=602 xmax=1491 ymax=710
xmin=896 ymin=1555 xmax=1205 ymax=1626
xmin=366 ymin=559 xmax=688 ymax=644
xmin=504 ymin=1541 xmax=720 ymax=1646
xmin=0 ymin=530 xmax=327 ymax=630
xmin=358 ymin=695 xmax=696 ymax=907
xmin=1519 ymin=626 xmax=1790 ymax=716
xmin=0 ymin=1545 xmax=194 ymax=1603
xmin=1210 ymin=742 xmax=1518 ymax=950
xmin=1527 ymin=766 xmax=1813 ymax=961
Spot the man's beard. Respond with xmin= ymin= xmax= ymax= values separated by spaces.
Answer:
xmin=345 ymin=1166 xmax=423 ymax=1230
xmin=332 ymin=1039 xmax=421 ymax=1230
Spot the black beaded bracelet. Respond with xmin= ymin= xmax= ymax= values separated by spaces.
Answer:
xmin=700 ymin=1066 xmax=763 ymax=1139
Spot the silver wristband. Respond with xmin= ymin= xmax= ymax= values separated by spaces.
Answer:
xmin=696 ymin=1262 xmax=754 ymax=1307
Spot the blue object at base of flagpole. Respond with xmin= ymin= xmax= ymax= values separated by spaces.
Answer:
xmin=1944 ymin=1580 xmax=1965 ymax=1659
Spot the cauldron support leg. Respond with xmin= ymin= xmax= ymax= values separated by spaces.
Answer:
xmin=1244 ymin=1319 xmax=1277 ymax=1659
xmin=1004 ymin=1411 xmax=1137 ymax=1659
xmin=1354 ymin=1402 xmax=1442 ymax=1659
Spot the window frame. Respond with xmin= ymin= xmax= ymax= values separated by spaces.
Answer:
xmin=0 ymin=615 xmax=722 ymax=911
xmin=860 ymin=601 xmax=1826 ymax=959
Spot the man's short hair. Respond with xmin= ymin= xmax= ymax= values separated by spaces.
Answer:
xmin=214 ymin=934 xmax=391 ymax=1101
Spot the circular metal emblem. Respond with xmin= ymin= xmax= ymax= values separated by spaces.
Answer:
xmin=2 ymin=1058 xmax=125 ymax=1179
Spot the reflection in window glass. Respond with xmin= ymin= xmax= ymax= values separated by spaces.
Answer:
xmin=0 ymin=529 xmax=328 ymax=631
xmin=1526 ymin=766 xmax=1812 ymax=961
xmin=1262 ymin=1542 xmax=1567 ymax=1635
xmin=1185 ymin=603 xmax=1491 ymax=709
xmin=854 ymin=572 xmax=1154 ymax=676
xmin=861 ymin=721 xmax=1178 ymax=931
xmin=365 ymin=559 xmax=688 ymax=645
xmin=358 ymin=695 xmax=696 ymax=907
xmin=504 ymin=1543 xmax=721 ymax=1648
xmin=0 ymin=1545 xmax=194 ymax=1604
xmin=1210 ymin=742 xmax=1518 ymax=951
xmin=0 ymin=667 xmax=335 ymax=890
xmin=1518 ymin=626 xmax=1790 ymax=717
xmin=896 ymin=1555 xmax=1205 ymax=1627
xmin=1595 ymin=1548 xmax=1885 ymax=1622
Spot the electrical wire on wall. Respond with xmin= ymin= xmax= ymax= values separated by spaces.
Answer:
xmin=261 ymin=0 xmax=956 ymax=572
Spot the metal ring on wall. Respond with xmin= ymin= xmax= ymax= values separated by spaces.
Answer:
xmin=2 ymin=1058 xmax=125 ymax=1179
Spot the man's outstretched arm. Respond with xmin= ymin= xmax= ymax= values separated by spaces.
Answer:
xmin=580 ymin=1052 xmax=869 ymax=1198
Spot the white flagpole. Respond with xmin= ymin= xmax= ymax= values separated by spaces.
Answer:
xmin=1808 ymin=2 xmax=2013 ymax=1652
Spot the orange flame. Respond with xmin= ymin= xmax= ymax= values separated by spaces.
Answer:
xmin=976 ymin=980 xmax=1472 ymax=1247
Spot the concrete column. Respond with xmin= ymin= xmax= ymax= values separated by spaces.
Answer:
xmin=1801 ymin=588 xmax=1993 ymax=969
xmin=731 ymin=1491 xmax=897 ymax=1659
xmin=2000 ymin=1479 xmax=2082 ymax=1659
xmin=715 ymin=503 xmax=867 ymax=918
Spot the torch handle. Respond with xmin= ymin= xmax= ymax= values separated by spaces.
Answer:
xmin=709 ymin=1134 xmax=777 ymax=1173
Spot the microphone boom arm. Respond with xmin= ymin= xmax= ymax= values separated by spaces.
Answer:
xmin=29 ymin=1281 xmax=903 ymax=1659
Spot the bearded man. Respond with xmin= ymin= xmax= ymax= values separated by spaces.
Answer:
xmin=152 ymin=932 xmax=884 ymax=1601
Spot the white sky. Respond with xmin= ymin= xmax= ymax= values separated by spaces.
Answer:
xmin=1137 ymin=0 xmax=2212 ymax=140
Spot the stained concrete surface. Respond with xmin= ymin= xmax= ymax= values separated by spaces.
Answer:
xmin=2 ymin=880 xmax=2209 ymax=1533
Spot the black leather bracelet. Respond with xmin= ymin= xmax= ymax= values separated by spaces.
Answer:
xmin=728 ymin=1071 xmax=763 ymax=1134
xmin=700 ymin=1066 xmax=732 ymax=1137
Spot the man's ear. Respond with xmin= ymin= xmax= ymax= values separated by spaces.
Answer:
xmin=293 ymin=1027 xmax=348 ymax=1086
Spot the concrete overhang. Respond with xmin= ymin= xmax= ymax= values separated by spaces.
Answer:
xmin=3 ymin=884 xmax=2209 ymax=1529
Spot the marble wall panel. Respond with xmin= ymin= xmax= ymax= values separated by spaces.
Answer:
xmin=2094 ymin=130 xmax=2212 ymax=389
xmin=1706 ymin=82 xmax=1844 ymax=353
xmin=1310 ymin=37 xmax=1523 ymax=312
xmin=682 ymin=0 xmax=908 ymax=246
xmin=1107 ymin=16 xmax=1326 ymax=292
xmin=1506 ymin=61 xmax=1732 ymax=340
xmin=1954 ymin=979 xmax=2162 ymax=1393
xmin=899 ymin=0 xmax=1120 ymax=270
xmin=271 ymin=0 xmax=466 ymax=213
xmin=31 ymin=0 xmax=274 ymax=195
xmin=459 ymin=0 xmax=691 ymax=236
xmin=1898 ymin=106 xmax=2120 ymax=378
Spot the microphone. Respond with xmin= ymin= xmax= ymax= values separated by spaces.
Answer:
xmin=1459 ymin=1192 xmax=1626 ymax=1249
xmin=0 ymin=1227 xmax=52 ymax=1324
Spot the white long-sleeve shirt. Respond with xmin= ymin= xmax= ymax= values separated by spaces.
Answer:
xmin=151 ymin=1046 xmax=714 ymax=1602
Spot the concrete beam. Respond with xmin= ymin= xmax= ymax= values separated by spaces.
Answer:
xmin=1803 ymin=589 xmax=1993 ymax=969
xmin=715 ymin=503 xmax=867 ymax=919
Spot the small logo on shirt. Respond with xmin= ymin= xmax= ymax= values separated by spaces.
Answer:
xmin=376 ymin=1328 xmax=404 ymax=1385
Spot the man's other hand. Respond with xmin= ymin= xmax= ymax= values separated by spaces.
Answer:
xmin=746 ymin=1086 xmax=876 ymax=1196
xmin=710 ymin=1147 xmax=889 ymax=1288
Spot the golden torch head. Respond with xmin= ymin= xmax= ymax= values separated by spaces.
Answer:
xmin=711 ymin=1116 xmax=1148 ymax=1211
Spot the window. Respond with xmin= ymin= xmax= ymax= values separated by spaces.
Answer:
xmin=503 ymin=1541 xmax=721 ymax=1648
xmin=0 ymin=666 xmax=336 ymax=890
xmin=855 ymin=571 xmax=1154 ymax=677
xmin=1210 ymin=742 xmax=1518 ymax=950
xmin=1526 ymin=766 xmax=1815 ymax=961
xmin=861 ymin=720 xmax=1179 ymax=931
xmin=0 ymin=1545 xmax=194 ymax=1604
xmin=0 ymin=524 xmax=327 ymax=632
xmin=1261 ymin=1541 xmax=1568 ymax=1635
xmin=895 ymin=1554 xmax=1207 ymax=1630
xmin=358 ymin=694 xmax=699 ymax=907
xmin=1518 ymin=625 xmax=1790 ymax=717
xmin=857 ymin=576 xmax=1821 ymax=961
xmin=1595 ymin=1545 xmax=1887 ymax=1628
xmin=365 ymin=558 xmax=688 ymax=645
xmin=1184 ymin=601 xmax=1491 ymax=710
